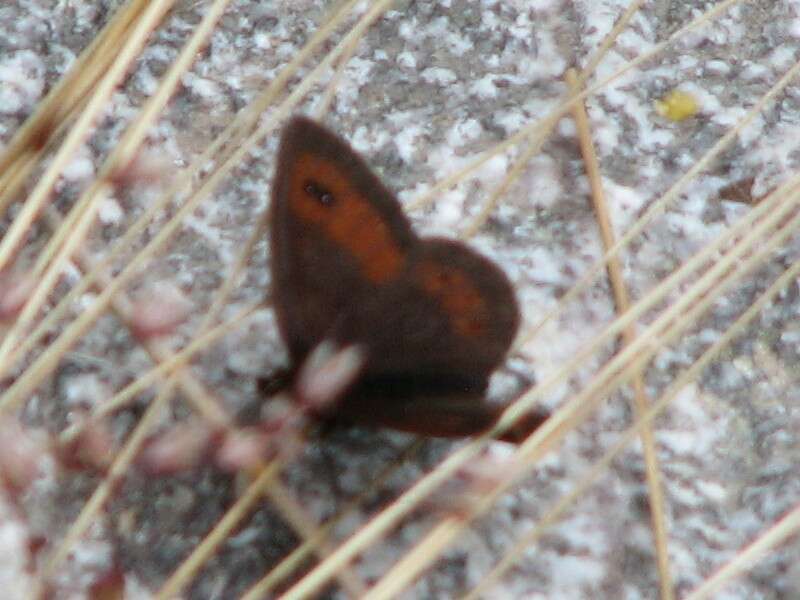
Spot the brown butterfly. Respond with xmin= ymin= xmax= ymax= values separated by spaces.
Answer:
xmin=268 ymin=117 xmax=547 ymax=443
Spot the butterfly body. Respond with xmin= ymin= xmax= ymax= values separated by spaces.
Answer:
xmin=269 ymin=117 xmax=545 ymax=442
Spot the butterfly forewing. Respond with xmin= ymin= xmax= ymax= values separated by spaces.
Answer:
xmin=270 ymin=117 xmax=415 ymax=362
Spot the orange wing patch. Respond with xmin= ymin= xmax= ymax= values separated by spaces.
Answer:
xmin=288 ymin=153 xmax=405 ymax=284
xmin=416 ymin=260 xmax=488 ymax=338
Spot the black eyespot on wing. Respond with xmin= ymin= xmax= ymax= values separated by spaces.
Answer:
xmin=304 ymin=180 xmax=335 ymax=205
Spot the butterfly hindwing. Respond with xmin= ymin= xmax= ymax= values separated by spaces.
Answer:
xmin=328 ymin=238 xmax=519 ymax=385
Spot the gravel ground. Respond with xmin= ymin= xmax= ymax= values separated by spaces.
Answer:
xmin=1 ymin=1 xmax=800 ymax=598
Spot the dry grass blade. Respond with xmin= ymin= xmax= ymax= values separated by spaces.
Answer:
xmin=459 ymin=1 xmax=649 ymax=239
xmin=407 ymin=0 xmax=745 ymax=214
xmin=362 ymin=180 xmax=800 ymax=596
xmin=0 ymin=0 xmax=368 ymax=390
xmin=153 ymin=462 xmax=281 ymax=599
xmin=240 ymin=440 xmax=424 ymax=599
xmin=0 ymin=0 xmax=235 ymax=433
xmin=0 ymin=0 xmax=175 ymax=274
xmin=685 ymin=503 xmax=800 ymax=600
xmin=306 ymin=96 xmax=800 ymax=593
xmin=566 ymin=67 xmax=673 ymax=600
xmin=467 ymin=229 xmax=800 ymax=597
xmin=520 ymin=51 xmax=800 ymax=348
xmin=3 ymin=0 xmax=800 ymax=598
xmin=0 ymin=0 xmax=397 ymax=415
xmin=0 ymin=0 xmax=150 ymax=206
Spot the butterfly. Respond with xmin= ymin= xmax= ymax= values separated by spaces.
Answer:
xmin=267 ymin=117 xmax=547 ymax=443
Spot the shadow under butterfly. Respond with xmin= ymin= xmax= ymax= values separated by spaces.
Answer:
xmin=264 ymin=117 xmax=548 ymax=444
